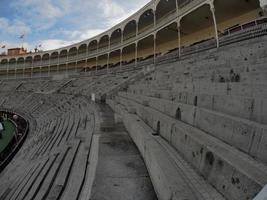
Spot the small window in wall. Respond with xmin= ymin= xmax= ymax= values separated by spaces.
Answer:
xmin=176 ymin=108 xmax=181 ymax=120
xmin=194 ymin=96 xmax=198 ymax=107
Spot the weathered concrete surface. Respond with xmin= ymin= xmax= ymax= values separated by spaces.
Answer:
xmin=90 ymin=108 xmax=157 ymax=200
xmin=108 ymin=99 xmax=225 ymax=200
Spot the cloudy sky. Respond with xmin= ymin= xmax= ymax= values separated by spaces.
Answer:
xmin=0 ymin=0 xmax=150 ymax=53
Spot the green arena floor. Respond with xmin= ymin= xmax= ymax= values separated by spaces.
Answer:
xmin=0 ymin=120 xmax=16 ymax=153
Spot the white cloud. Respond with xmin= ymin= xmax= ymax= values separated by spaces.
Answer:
xmin=0 ymin=18 xmax=31 ymax=35
xmin=79 ymin=29 xmax=106 ymax=40
xmin=96 ymin=0 xmax=132 ymax=27
xmin=39 ymin=39 xmax=78 ymax=51
xmin=98 ymin=0 xmax=126 ymax=18
xmin=12 ymin=0 xmax=63 ymax=18
xmin=59 ymin=29 xmax=106 ymax=41
xmin=4 ymin=0 xmax=151 ymax=51
xmin=11 ymin=0 xmax=66 ymax=30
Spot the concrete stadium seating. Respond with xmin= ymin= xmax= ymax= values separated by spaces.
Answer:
xmin=0 ymin=33 xmax=267 ymax=200
xmin=107 ymin=35 xmax=267 ymax=200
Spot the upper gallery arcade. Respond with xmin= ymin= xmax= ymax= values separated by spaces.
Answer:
xmin=0 ymin=0 xmax=263 ymax=77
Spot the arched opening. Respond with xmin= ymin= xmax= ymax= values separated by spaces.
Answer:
xmin=17 ymin=57 xmax=24 ymax=69
xmin=25 ymin=56 xmax=33 ymax=67
xmin=138 ymin=9 xmax=154 ymax=35
xmin=109 ymin=50 xmax=121 ymax=69
xmin=123 ymin=20 xmax=137 ymax=42
xmin=110 ymin=29 xmax=122 ymax=47
xmin=8 ymin=58 xmax=17 ymax=69
xmin=176 ymin=107 xmax=181 ymax=120
xmin=86 ymin=58 xmax=97 ymax=72
xmin=58 ymin=63 xmax=66 ymax=72
xmin=42 ymin=54 xmax=49 ymax=66
xmin=59 ymin=50 xmax=68 ymax=63
xmin=40 ymin=65 xmax=49 ymax=77
xmin=122 ymin=44 xmax=136 ymax=66
xmin=0 ymin=59 xmax=8 ymax=77
xmin=66 ymin=61 xmax=77 ymax=73
xmin=77 ymin=60 xmax=86 ymax=72
xmin=156 ymin=22 xmax=178 ymax=56
xmin=98 ymin=54 xmax=108 ymax=70
xmin=214 ymin=0 xmax=260 ymax=38
xmin=33 ymin=55 xmax=42 ymax=67
xmin=50 ymin=52 xmax=59 ymax=65
xmin=180 ymin=4 xmax=217 ymax=55
xmin=68 ymin=47 xmax=78 ymax=60
xmin=156 ymin=0 xmax=177 ymax=24
xmin=23 ymin=67 xmax=31 ymax=78
xmin=25 ymin=56 xmax=33 ymax=77
xmin=32 ymin=66 xmax=42 ymax=77
xmin=137 ymin=35 xmax=154 ymax=63
xmin=78 ymin=44 xmax=87 ymax=57
xmin=0 ymin=59 xmax=8 ymax=69
xmin=88 ymin=40 xmax=98 ymax=54
xmin=49 ymin=64 xmax=57 ymax=74
xmin=16 ymin=67 xmax=23 ymax=78
xmin=98 ymin=35 xmax=109 ymax=52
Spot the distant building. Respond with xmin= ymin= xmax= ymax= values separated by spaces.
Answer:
xmin=7 ymin=48 xmax=27 ymax=56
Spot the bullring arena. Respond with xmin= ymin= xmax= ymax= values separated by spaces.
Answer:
xmin=0 ymin=0 xmax=267 ymax=199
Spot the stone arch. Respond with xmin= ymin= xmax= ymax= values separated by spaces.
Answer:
xmin=122 ymin=44 xmax=136 ymax=65
xmin=110 ymin=29 xmax=122 ymax=46
xmin=17 ymin=57 xmax=24 ymax=68
xmin=59 ymin=50 xmax=68 ymax=63
xmin=78 ymin=44 xmax=87 ymax=55
xmin=109 ymin=50 xmax=121 ymax=68
xmin=97 ymin=54 xmax=108 ymax=70
xmin=42 ymin=54 xmax=50 ymax=65
xmin=214 ymin=0 xmax=260 ymax=35
xmin=156 ymin=22 xmax=178 ymax=55
xmin=25 ymin=56 xmax=33 ymax=65
xmin=123 ymin=20 xmax=137 ymax=42
xmin=156 ymin=0 xmax=177 ymax=24
xmin=50 ymin=52 xmax=59 ymax=65
xmin=7 ymin=58 xmax=16 ymax=71
xmin=98 ymin=35 xmax=109 ymax=51
xmin=33 ymin=55 xmax=42 ymax=66
xmin=86 ymin=57 xmax=97 ymax=71
xmin=137 ymin=35 xmax=154 ymax=62
xmin=88 ymin=40 xmax=98 ymax=54
xmin=68 ymin=47 xmax=78 ymax=59
xmin=138 ymin=9 xmax=154 ymax=35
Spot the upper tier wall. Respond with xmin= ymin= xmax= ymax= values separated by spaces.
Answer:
xmin=0 ymin=0 xmax=263 ymax=74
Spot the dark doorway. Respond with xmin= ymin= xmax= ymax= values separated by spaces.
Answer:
xmin=154 ymin=121 xmax=160 ymax=136
xmin=176 ymin=108 xmax=181 ymax=120
xmin=194 ymin=96 xmax=198 ymax=106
